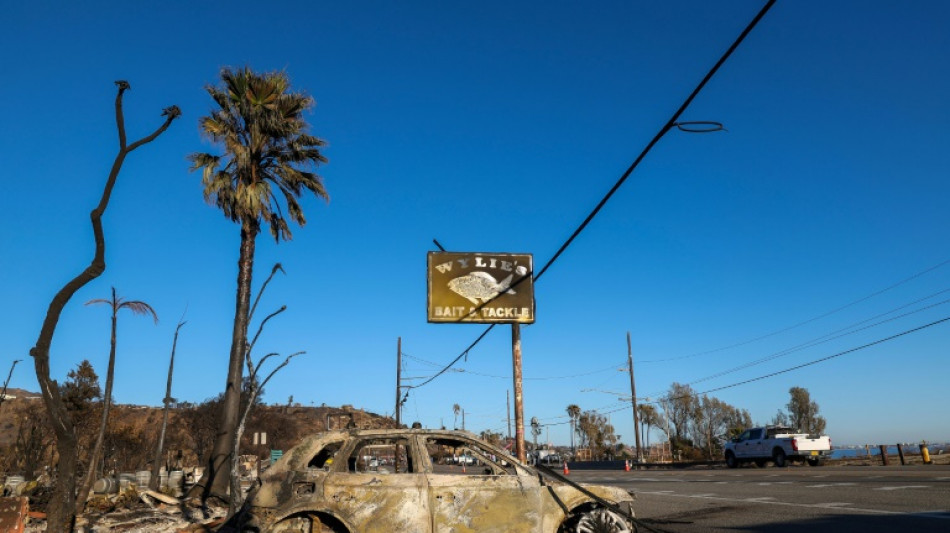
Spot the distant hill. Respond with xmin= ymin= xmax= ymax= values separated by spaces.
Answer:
xmin=0 ymin=390 xmax=396 ymax=472
xmin=0 ymin=388 xmax=43 ymax=400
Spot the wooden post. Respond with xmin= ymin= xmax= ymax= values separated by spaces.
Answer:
xmin=897 ymin=443 xmax=905 ymax=465
xmin=512 ymin=323 xmax=526 ymax=463
xmin=879 ymin=445 xmax=889 ymax=466
xmin=627 ymin=332 xmax=642 ymax=465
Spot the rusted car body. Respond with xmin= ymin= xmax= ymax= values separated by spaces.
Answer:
xmin=242 ymin=429 xmax=635 ymax=532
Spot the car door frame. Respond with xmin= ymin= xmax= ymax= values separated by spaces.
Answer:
xmin=421 ymin=435 xmax=543 ymax=533
xmin=321 ymin=434 xmax=432 ymax=533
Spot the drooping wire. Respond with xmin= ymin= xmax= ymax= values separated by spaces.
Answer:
xmin=533 ymin=1 xmax=776 ymax=283
xmin=406 ymin=0 xmax=777 ymax=394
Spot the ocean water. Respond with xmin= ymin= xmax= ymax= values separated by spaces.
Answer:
xmin=829 ymin=444 xmax=943 ymax=459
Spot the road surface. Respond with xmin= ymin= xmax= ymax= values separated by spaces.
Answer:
xmin=568 ymin=465 xmax=950 ymax=532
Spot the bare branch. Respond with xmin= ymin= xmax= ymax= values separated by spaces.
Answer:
xmin=245 ymin=305 xmax=287 ymax=373
xmin=258 ymin=351 xmax=305 ymax=395
xmin=248 ymin=263 xmax=285 ymax=323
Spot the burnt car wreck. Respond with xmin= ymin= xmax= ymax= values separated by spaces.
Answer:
xmin=238 ymin=428 xmax=636 ymax=533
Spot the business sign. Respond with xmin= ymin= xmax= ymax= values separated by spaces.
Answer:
xmin=427 ymin=252 xmax=535 ymax=323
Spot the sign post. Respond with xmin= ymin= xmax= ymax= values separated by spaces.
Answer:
xmin=512 ymin=323 xmax=526 ymax=462
xmin=428 ymin=251 xmax=534 ymax=462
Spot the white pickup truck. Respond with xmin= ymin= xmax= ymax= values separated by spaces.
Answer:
xmin=724 ymin=426 xmax=831 ymax=468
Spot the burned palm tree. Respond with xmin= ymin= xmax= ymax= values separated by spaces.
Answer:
xmin=76 ymin=288 xmax=158 ymax=512
xmin=189 ymin=67 xmax=328 ymax=500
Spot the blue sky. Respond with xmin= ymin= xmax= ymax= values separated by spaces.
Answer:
xmin=2 ymin=1 xmax=948 ymax=448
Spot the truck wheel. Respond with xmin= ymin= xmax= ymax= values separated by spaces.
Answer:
xmin=754 ymin=459 xmax=767 ymax=468
xmin=725 ymin=452 xmax=738 ymax=468
xmin=807 ymin=457 xmax=821 ymax=467
xmin=772 ymin=449 xmax=787 ymax=468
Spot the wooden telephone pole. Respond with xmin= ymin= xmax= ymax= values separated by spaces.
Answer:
xmin=627 ymin=332 xmax=642 ymax=463
xmin=512 ymin=323 xmax=526 ymax=462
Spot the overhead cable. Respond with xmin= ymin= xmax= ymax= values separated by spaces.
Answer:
xmin=407 ymin=0 xmax=777 ymax=393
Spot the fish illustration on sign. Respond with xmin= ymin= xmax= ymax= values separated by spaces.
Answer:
xmin=447 ymin=272 xmax=516 ymax=305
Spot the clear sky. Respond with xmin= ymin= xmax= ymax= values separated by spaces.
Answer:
xmin=2 ymin=1 xmax=948 ymax=448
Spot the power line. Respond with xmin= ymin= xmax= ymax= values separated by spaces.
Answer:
xmin=640 ymin=257 xmax=950 ymax=364
xmin=680 ymin=294 xmax=950 ymax=388
xmin=453 ymin=362 xmax=626 ymax=381
xmin=405 ymin=0 xmax=776 ymax=395
xmin=621 ymin=316 xmax=950 ymax=411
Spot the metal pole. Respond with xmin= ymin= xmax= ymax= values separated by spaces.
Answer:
xmin=506 ymin=390 xmax=512 ymax=441
xmin=627 ymin=332 xmax=642 ymax=463
xmin=512 ymin=323 xmax=526 ymax=462
xmin=395 ymin=337 xmax=402 ymax=429
xmin=394 ymin=337 xmax=403 ymax=474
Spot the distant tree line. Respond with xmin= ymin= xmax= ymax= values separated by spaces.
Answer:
xmin=566 ymin=384 xmax=825 ymax=462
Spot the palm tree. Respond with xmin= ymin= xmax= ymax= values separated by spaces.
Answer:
xmin=189 ymin=67 xmax=328 ymax=499
xmin=637 ymin=403 xmax=660 ymax=449
xmin=566 ymin=404 xmax=581 ymax=454
xmin=76 ymin=288 xmax=158 ymax=511
xmin=453 ymin=403 xmax=461 ymax=430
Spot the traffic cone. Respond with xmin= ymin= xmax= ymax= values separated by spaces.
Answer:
xmin=624 ymin=460 xmax=630 ymax=472
xmin=563 ymin=462 xmax=570 ymax=475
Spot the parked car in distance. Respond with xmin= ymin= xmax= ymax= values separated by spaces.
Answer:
xmin=241 ymin=428 xmax=636 ymax=532
xmin=724 ymin=426 xmax=832 ymax=468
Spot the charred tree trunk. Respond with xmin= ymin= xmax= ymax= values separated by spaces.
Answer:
xmin=196 ymin=224 xmax=256 ymax=501
xmin=150 ymin=319 xmax=185 ymax=490
xmin=28 ymin=82 xmax=178 ymax=532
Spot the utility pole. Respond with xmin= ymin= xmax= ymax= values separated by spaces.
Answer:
xmin=627 ymin=332 xmax=642 ymax=463
xmin=512 ymin=323 xmax=526 ymax=462
xmin=395 ymin=337 xmax=402 ymax=428
xmin=395 ymin=337 xmax=403 ymax=474
xmin=0 ymin=359 xmax=21 ymax=411
xmin=506 ymin=390 xmax=512 ymax=441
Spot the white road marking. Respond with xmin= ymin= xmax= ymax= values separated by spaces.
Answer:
xmin=636 ymin=491 xmax=901 ymax=515
xmin=807 ymin=483 xmax=857 ymax=488
xmin=816 ymin=502 xmax=853 ymax=508
xmin=874 ymin=485 xmax=930 ymax=491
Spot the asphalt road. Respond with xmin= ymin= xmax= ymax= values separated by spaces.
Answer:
xmin=568 ymin=465 xmax=950 ymax=532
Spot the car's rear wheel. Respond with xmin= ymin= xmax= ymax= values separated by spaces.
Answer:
xmin=754 ymin=459 xmax=767 ymax=468
xmin=807 ymin=457 xmax=821 ymax=467
xmin=575 ymin=508 xmax=633 ymax=533
xmin=773 ymin=449 xmax=787 ymax=468
xmin=725 ymin=451 xmax=738 ymax=468
xmin=269 ymin=513 xmax=347 ymax=533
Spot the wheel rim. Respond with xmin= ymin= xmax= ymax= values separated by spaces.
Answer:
xmin=576 ymin=509 xmax=632 ymax=533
